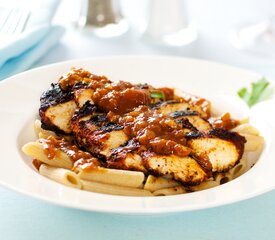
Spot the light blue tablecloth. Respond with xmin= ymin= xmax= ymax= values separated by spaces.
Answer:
xmin=1 ymin=186 xmax=274 ymax=240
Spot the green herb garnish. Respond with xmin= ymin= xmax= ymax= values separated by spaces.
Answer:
xmin=237 ymin=77 xmax=273 ymax=107
xmin=150 ymin=91 xmax=165 ymax=99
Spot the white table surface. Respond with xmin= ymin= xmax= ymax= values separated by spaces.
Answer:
xmin=1 ymin=0 xmax=275 ymax=239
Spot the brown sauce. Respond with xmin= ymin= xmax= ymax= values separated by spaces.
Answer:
xmin=57 ymin=68 xmax=211 ymax=158
xmin=93 ymin=84 xmax=151 ymax=114
xmin=39 ymin=136 xmax=100 ymax=171
xmin=179 ymin=92 xmax=211 ymax=118
xmin=59 ymin=67 xmax=110 ymax=91
xmin=119 ymin=106 xmax=191 ymax=157
xmin=32 ymin=159 xmax=42 ymax=171
xmin=157 ymin=87 xmax=174 ymax=100
xmin=210 ymin=112 xmax=239 ymax=130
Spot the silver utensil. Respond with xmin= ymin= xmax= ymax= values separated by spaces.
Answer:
xmin=0 ymin=7 xmax=30 ymax=38
xmin=77 ymin=0 xmax=128 ymax=38
xmin=143 ymin=0 xmax=197 ymax=47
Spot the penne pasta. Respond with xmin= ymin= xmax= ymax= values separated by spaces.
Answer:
xmin=81 ymin=180 xmax=153 ymax=196
xmin=228 ymin=155 xmax=248 ymax=179
xmin=143 ymin=175 xmax=180 ymax=192
xmin=214 ymin=172 xmax=233 ymax=185
xmin=239 ymin=117 xmax=249 ymax=124
xmin=232 ymin=123 xmax=260 ymax=136
xmin=35 ymin=120 xmax=74 ymax=142
xmin=153 ymin=186 xmax=187 ymax=196
xmin=40 ymin=164 xmax=82 ymax=189
xmin=38 ymin=131 xmax=54 ymax=139
xmin=22 ymin=142 xmax=73 ymax=169
xmin=34 ymin=119 xmax=57 ymax=138
xmin=241 ymin=133 xmax=265 ymax=152
xmin=75 ymin=167 xmax=145 ymax=188
xmin=189 ymin=179 xmax=220 ymax=192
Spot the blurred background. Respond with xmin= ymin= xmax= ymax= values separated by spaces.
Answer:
xmin=1 ymin=0 xmax=275 ymax=79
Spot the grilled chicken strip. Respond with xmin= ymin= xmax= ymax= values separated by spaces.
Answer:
xmin=169 ymin=110 xmax=212 ymax=131
xmin=109 ymin=153 xmax=146 ymax=172
xmin=71 ymin=102 xmax=129 ymax=158
xmin=152 ymin=100 xmax=209 ymax=119
xmin=145 ymin=154 xmax=208 ymax=185
xmin=108 ymin=152 xmax=208 ymax=186
xmin=74 ymin=87 xmax=94 ymax=107
xmin=39 ymin=68 xmax=111 ymax=134
xmin=108 ymin=140 xmax=209 ymax=185
xmin=185 ymin=128 xmax=246 ymax=172
xmin=108 ymin=150 xmax=208 ymax=185
xmin=39 ymin=83 xmax=77 ymax=134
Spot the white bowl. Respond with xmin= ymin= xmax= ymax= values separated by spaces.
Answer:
xmin=0 ymin=56 xmax=274 ymax=215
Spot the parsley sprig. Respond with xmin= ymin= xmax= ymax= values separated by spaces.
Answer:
xmin=237 ymin=77 xmax=273 ymax=107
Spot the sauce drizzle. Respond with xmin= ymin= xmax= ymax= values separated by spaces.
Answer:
xmin=39 ymin=136 xmax=100 ymax=171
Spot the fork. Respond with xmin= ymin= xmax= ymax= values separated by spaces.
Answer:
xmin=0 ymin=7 xmax=30 ymax=39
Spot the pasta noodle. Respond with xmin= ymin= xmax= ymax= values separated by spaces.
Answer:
xmin=241 ymin=133 xmax=264 ymax=152
xmin=232 ymin=123 xmax=264 ymax=152
xmin=75 ymin=167 xmax=145 ymax=188
xmin=228 ymin=154 xmax=248 ymax=179
xmin=232 ymin=123 xmax=260 ymax=136
xmin=214 ymin=172 xmax=233 ymax=185
xmin=153 ymin=186 xmax=187 ymax=196
xmin=189 ymin=179 xmax=220 ymax=192
xmin=22 ymin=142 xmax=73 ymax=169
xmin=143 ymin=175 xmax=180 ymax=192
xmin=39 ymin=164 xmax=82 ymax=189
xmin=34 ymin=119 xmax=57 ymax=138
xmin=81 ymin=180 xmax=152 ymax=196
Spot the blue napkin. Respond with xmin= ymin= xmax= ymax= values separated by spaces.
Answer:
xmin=0 ymin=25 xmax=65 ymax=80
